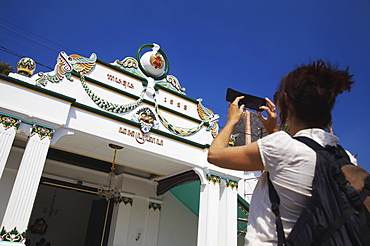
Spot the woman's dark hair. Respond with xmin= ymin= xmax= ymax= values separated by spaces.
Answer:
xmin=274 ymin=60 xmax=354 ymax=129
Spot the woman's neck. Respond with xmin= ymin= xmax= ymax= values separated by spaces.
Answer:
xmin=287 ymin=117 xmax=310 ymax=137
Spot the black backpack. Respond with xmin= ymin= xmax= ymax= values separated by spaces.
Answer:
xmin=267 ymin=136 xmax=370 ymax=246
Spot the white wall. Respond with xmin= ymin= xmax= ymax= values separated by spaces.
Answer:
xmin=157 ymin=192 xmax=198 ymax=246
xmin=107 ymin=174 xmax=162 ymax=246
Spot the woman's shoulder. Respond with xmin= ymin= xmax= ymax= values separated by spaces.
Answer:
xmin=257 ymin=130 xmax=293 ymax=149
xmin=257 ymin=130 xmax=316 ymax=171
xmin=257 ymin=131 xmax=300 ymax=159
xmin=258 ymin=128 xmax=339 ymax=149
xmin=293 ymin=128 xmax=339 ymax=147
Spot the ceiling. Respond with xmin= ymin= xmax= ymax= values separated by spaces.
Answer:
xmin=14 ymin=129 xmax=195 ymax=181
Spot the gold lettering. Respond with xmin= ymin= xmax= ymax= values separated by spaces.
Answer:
xmin=106 ymin=74 xmax=134 ymax=90
xmin=127 ymin=130 xmax=133 ymax=137
xmin=118 ymin=127 xmax=163 ymax=146
xmin=135 ymin=132 xmax=145 ymax=144
xmin=162 ymin=97 xmax=188 ymax=111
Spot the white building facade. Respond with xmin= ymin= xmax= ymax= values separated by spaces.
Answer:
xmin=0 ymin=44 xmax=259 ymax=246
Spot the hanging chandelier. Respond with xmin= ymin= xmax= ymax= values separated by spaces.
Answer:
xmin=43 ymin=188 xmax=59 ymax=218
xmin=98 ymin=143 xmax=124 ymax=203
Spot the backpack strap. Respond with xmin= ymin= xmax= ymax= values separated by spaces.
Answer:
xmin=267 ymin=172 xmax=286 ymax=246
xmin=360 ymin=176 xmax=370 ymax=205
xmin=294 ymin=136 xmax=351 ymax=167
xmin=266 ymin=136 xmax=325 ymax=246
xmin=359 ymin=176 xmax=370 ymax=243
xmin=293 ymin=136 xmax=324 ymax=151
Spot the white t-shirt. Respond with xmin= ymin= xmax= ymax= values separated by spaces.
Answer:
xmin=244 ymin=128 xmax=341 ymax=245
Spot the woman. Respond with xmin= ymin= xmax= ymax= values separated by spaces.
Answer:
xmin=207 ymin=60 xmax=355 ymax=245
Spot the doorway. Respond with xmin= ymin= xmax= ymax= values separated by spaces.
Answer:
xmin=26 ymin=178 xmax=113 ymax=246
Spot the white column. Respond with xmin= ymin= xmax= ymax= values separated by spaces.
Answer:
xmin=196 ymin=171 xmax=221 ymax=246
xmin=0 ymin=114 xmax=21 ymax=179
xmin=218 ymin=178 xmax=238 ymax=245
xmin=108 ymin=197 xmax=133 ymax=246
xmin=0 ymin=124 xmax=54 ymax=245
xmin=143 ymin=201 xmax=161 ymax=246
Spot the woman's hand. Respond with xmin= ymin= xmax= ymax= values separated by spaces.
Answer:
xmin=207 ymin=95 xmax=264 ymax=171
xmin=227 ymin=96 xmax=246 ymax=125
xmin=258 ymin=98 xmax=279 ymax=134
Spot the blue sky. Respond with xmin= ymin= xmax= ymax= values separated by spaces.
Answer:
xmin=1 ymin=1 xmax=369 ymax=171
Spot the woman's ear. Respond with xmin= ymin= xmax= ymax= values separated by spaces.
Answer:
xmin=283 ymin=92 xmax=289 ymax=108
xmin=284 ymin=92 xmax=292 ymax=122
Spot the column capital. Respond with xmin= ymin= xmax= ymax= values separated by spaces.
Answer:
xmin=0 ymin=114 xmax=21 ymax=130
xmin=0 ymin=226 xmax=26 ymax=244
xmin=149 ymin=202 xmax=161 ymax=211
xmin=225 ymin=179 xmax=239 ymax=191
xmin=206 ymin=173 xmax=222 ymax=186
xmin=0 ymin=113 xmax=20 ymax=179
xmin=30 ymin=124 xmax=55 ymax=140
xmin=116 ymin=196 xmax=133 ymax=206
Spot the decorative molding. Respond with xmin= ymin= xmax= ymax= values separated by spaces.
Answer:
xmin=238 ymin=203 xmax=249 ymax=217
xmin=149 ymin=202 xmax=161 ymax=211
xmin=154 ymin=96 xmax=205 ymax=136
xmin=116 ymin=197 xmax=133 ymax=206
xmin=225 ymin=179 xmax=238 ymax=190
xmin=17 ymin=57 xmax=36 ymax=77
xmin=74 ymin=73 xmax=204 ymax=125
xmin=206 ymin=174 xmax=221 ymax=186
xmin=136 ymin=43 xmax=169 ymax=80
xmin=205 ymin=173 xmax=239 ymax=190
xmin=80 ymin=75 xmax=146 ymax=114
xmin=155 ymin=75 xmax=186 ymax=95
xmin=113 ymin=57 xmax=145 ymax=77
xmin=0 ymin=227 xmax=26 ymax=243
xmin=72 ymin=102 xmax=209 ymax=149
xmin=36 ymin=52 xmax=97 ymax=87
xmin=131 ymin=107 xmax=159 ymax=134
xmin=197 ymin=99 xmax=219 ymax=138
xmin=0 ymin=115 xmax=21 ymax=130
xmin=30 ymin=124 xmax=55 ymax=140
